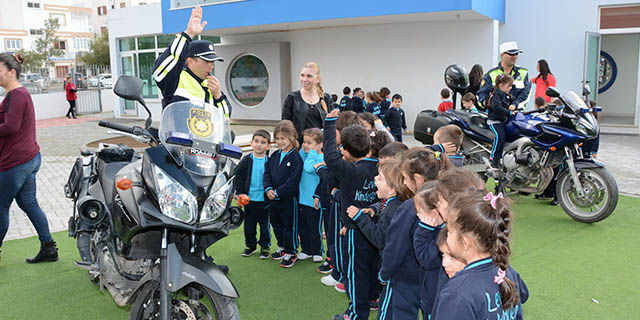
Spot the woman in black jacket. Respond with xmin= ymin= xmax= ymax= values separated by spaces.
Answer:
xmin=282 ymin=62 xmax=330 ymax=140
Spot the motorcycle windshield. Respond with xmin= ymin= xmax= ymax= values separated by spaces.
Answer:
xmin=562 ymin=91 xmax=598 ymax=132
xmin=158 ymin=101 xmax=232 ymax=176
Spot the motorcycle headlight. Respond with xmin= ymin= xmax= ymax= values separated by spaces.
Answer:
xmin=153 ymin=165 xmax=197 ymax=224
xmin=201 ymin=178 xmax=234 ymax=224
xmin=575 ymin=117 xmax=596 ymax=137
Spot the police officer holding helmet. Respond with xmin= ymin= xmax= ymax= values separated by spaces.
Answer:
xmin=477 ymin=41 xmax=531 ymax=112
xmin=153 ymin=5 xmax=231 ymax=117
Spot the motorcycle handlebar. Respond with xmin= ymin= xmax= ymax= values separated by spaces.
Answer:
xmin=523 ymin=109 xmax=545 ymax=115
xmin=98 ymin=120 xmax=135 ymax=134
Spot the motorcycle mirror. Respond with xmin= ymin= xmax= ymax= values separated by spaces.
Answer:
xmin=113 ymin=75 xmax=153 ymax=130
xmin=583 ymin=84 xmax=591 ymax=96
xmin=546 ymin=86 xmax=561 ymax=98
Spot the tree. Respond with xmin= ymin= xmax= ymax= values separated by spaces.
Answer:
xmin=79 ymin=31 xmax=110 ymax=66
xmin=16 ymin=49 xmax=44 ymax=72
xmin=34 ymin=18 xmax=64 ymax=77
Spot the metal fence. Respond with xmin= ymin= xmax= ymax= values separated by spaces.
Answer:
xmin=75 ymin=84 xmax=104 ymax=115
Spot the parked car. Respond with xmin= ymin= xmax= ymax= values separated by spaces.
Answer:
xmin=73 ymin=73 xmax=87 ymax=89
xmin=88 ymin=73 xmax=113 ymax=88
xmin=19 ymin=73 xmax=48 ymax=93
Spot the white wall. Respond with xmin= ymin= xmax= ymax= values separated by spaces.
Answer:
xmin=220 ymin=18 xmax=498 ymax=130
xmin=599 ymin=34 xmax=639 ymax=118
xmin=30 ymin=89 xmax=116 ymax=120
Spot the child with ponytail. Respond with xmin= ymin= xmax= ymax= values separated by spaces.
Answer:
xmin=486 ymin=74 xmax=516 ymax=170
xmin=377 ymin=147 xmax=451 ymax=320
xmin=431 ymin=190 xmax=529 ymax=320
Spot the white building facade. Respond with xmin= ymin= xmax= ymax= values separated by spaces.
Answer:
xmin=106 ymin=0 xmax=640 ymax=135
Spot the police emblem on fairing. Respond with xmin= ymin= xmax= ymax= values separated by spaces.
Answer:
xmin=187 ymin=108 xmax=214 ymax=138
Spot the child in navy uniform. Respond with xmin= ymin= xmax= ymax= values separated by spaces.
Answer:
xmin=324 ymin=109 xmax=379 ymax=320
xmin=486 ymin=74 xmax=515 ymax=169
xmin=316 ymin=111 xmax=360 ymax=287
xmin=384 ymin=94 xmax=407 ymax=142
xmin=433 ymin=125 xmax=465 ymax=167
xmin=378 ymin=87 xmax=391 ymax=119
xmin=298 ymin=128 xmax=324 ymax=262
xmin=340 ymin=87 xmax=352 ymax=111
xmin=378 ymin=147 xmax=451 ymax=320
xmin=365 ymin=91 xmax=382 ymax=118
xmin=235 ymin=129 xmax=272 ymax=258
xmin=264 ymin=120 xmax=303 ymax=268
xmin=432 ymin=190 xmax=529 ymax=320
xmin=351 ymin=88 xmax=365 ymax=113
xmin=413 ymin=169 xmax=486 ymax=318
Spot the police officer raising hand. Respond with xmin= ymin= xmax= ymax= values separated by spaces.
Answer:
xmin=153 ymin=5 xmax=231 ymax=117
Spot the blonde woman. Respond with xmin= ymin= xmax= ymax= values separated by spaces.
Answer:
xmin=282 ymin=62 xmax=331 ymax=141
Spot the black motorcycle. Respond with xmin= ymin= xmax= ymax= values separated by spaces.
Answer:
xmin=65 ymin=75 xmax=244 ymax=319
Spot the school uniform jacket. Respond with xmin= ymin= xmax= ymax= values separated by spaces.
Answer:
xmin=384 ymin=107 xmax=407 ymax=132
xmin=352 ymin=197 xmax=403 ymax=250
xmin=488 ymin=89 xmax=513 ymax=122
xmin=322 ymin=116 xmax=379 ymax=229
xmin=414 ymin=222 xmax=446 ymax=316
xmin=235 ymin=153 xmax=267 ymax=195
xmin=379 ymin=198 xmax=421 ymax=283
xmin=432 ymin=258 xmax=529 ymax=320
xmin=263 ymin=149 xmax=303 ymax=201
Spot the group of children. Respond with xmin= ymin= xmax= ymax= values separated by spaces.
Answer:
xmin=334 ymin=86 xmax=408 ymax=142
xmin=235 ymin=105 xmax=528 ymax=319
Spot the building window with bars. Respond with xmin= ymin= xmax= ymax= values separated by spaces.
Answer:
xmin=5 ymin=39 xmax=23 ymax=50
xmin=27 ymin=2 xmax=40 ymax=9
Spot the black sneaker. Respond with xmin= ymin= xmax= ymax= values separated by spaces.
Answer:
xmin=241 ymin=247 xmax=257 ymax=257
xmin=550 ymin=198 xmax=559 ymax=206
xmin=271 ymin=250 xmax=285 ymax=260
xmin=317 ymin=260 xmax=333 ymax=274
xmin=369 ymin=299 xmax=379 ymax=311
xmin=259 ymin=249 xmax=270 ymax=259
xmin=280 ymin=254 xmax=297 ymax=268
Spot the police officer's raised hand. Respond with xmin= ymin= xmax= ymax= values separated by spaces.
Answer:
xmin=207 ymin=75 xmax=222 ymax=99
xmin=185 ymin=6 xmax=207 ymax=39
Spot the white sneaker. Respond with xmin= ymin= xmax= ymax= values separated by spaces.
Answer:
xmin=297 ymin=252 xmax=312 ymax=260
xmin=313 ymin=255 xmax=323 ymax=263
xmin=321 ymin=275 xmax=340 ymax=286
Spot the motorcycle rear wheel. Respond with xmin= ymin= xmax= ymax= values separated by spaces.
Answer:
xmin=129 ymin=281 xmax=239 ymax=320
xmin=556 ymin=167 xmax=618 ymax=223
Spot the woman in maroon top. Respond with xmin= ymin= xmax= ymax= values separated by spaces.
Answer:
xmin=65 ymin=75 xmax=77 ymax=118
xmin=0 ymin=52 xmax=58 ymax=263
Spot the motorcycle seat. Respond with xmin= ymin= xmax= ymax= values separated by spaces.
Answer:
xmin=452 ymin=110 xmax=495 ymax=143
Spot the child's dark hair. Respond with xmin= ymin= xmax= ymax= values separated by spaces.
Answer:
xmin=434 ymin=124 xmax=463 ymax=148
xmin=343 ymin=86 xmax=351 ymax=95
xmin=356 ymin=112 xmax=376 ymax=129
xmin=436 ymin=224 xmax=448 ymax=247
xmin=379 ymin=142 xmax=409 ymax=160
xmin=353 ymin=87 xmax=363 ymax=95
xmin=302 ymin=127 xmax=323 ymax=144
xmin=450 ymin=189 xmax=519 ymax=309
xmin=432 ymin=168 xmax=486 ymax=206
xmin=401 ymin=147 xmax=452 ymax=195
xmin=486 ymin=74 xmax=514 ymax=108
xmin=274 ymin=120 xmax=299 ymax=150
xmin=340 ymin=124 xmax=370 ymax=158
xmin=252 ymin=129 xmax=271 ymax=142
xmin=379 ymin=158 xmax=412 ymax=201
xmin=534 ymin=97 xmax=545 ymax=108
xmin=392 ymin=94 xmax=403 ymax=101
xmin=331 ymin=94 xmax=338 ymax=103
xmin=0 ymin=52 xmax=24 ymax=79
xmin=380 ymin=87 xmax=391 ymax=98
xmin=462 ymin=92 xmax=476 ymax=104
xmin=441 ymin=88 xmax=451 ymax=99
xmin=414 ymin=180 xmax=438 ymax=212
xmin=337 ymin=110 xmax=359 ymax=131
xmin=370 ymin=130 xmax=392 ymax=158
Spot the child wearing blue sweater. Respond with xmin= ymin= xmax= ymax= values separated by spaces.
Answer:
xmin=431 ymin=190 xmax=529 ymax=320
xmin=298 ymin=128 xmax=325 ymax=262
xmin=235 ymin=129 xmax=272 ymax=259
xmin=264 ymin=120 xmax=303 ymax=268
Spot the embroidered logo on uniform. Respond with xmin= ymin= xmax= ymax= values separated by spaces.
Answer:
xmin=187 ymin=108 xmax=214 ymax=138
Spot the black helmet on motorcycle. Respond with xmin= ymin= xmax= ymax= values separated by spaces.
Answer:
xmin=444 ymin=64 xmax=469 ymax=94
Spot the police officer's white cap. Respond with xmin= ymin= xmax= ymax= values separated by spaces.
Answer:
xmin=499 ymin=42 xmax=523 ymax=55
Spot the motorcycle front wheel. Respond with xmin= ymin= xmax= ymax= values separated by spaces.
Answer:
xmin=556 ymin=167 xmax=619 ymax=223
xmin=129 ymin=281 xmax=239 ymax=320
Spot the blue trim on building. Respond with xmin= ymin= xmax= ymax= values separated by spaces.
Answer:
xmin=161 ymin=0 xmax=505 ymax=34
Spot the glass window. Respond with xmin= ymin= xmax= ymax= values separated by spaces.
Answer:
xmin=138 ymin=52 xmax=159 ymax=99
xmin=173 ymin=0 xmax=246 ymax=8
xmin=229 ymin=55 xmax=269 ymax=107
xmin=200 ymin=35 xmax=221 ymax=44
xmin=137 ymin=36 xmax=155 ymax=50
xmin=119 ymin=38 xmax=135 ymax=51
xmin=157 ymin=34 xmax=174 ymax=48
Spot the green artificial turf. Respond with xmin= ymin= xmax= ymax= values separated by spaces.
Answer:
xmin=1 ymin=195 xmax=638 ymax=319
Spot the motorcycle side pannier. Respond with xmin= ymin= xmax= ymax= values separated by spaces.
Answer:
xmin=413 ymin=110 xmax=455 ymax=145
